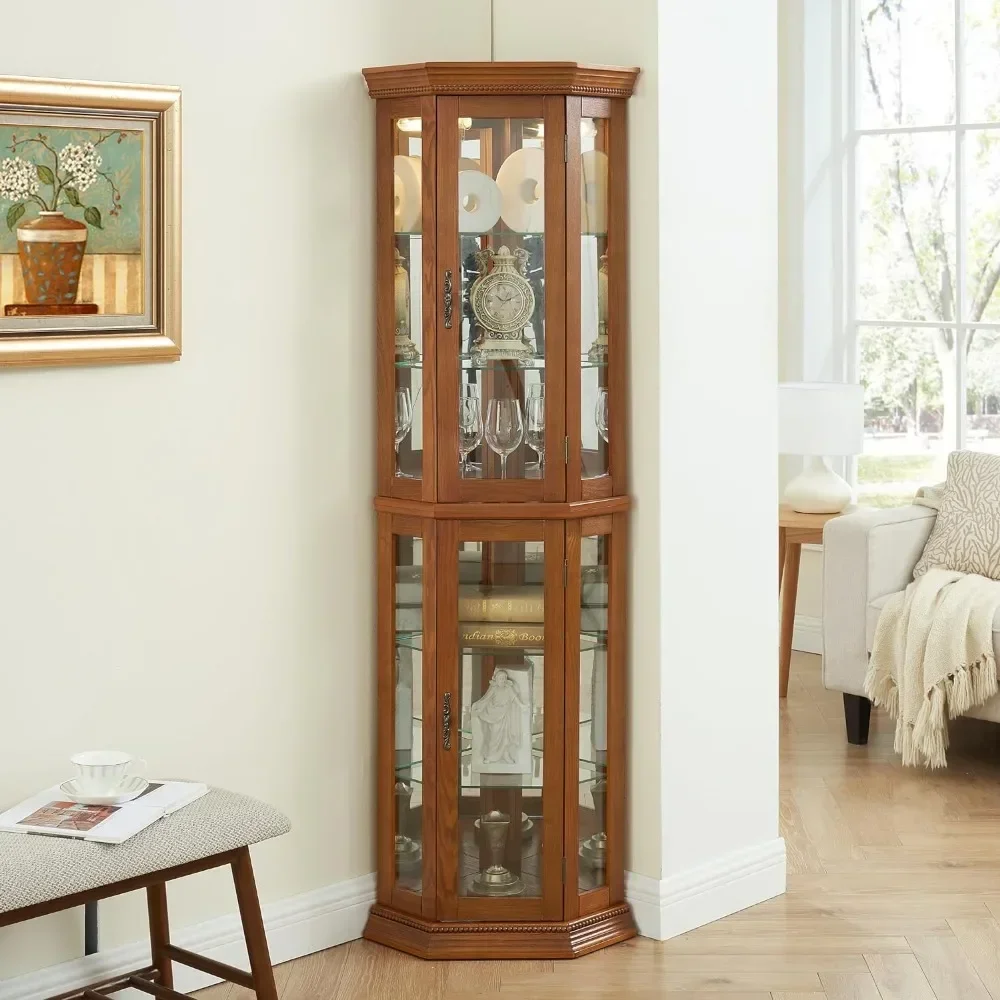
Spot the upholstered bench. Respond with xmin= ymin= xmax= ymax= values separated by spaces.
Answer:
xmin=0 ymin=787 xmax=290 ymax=1000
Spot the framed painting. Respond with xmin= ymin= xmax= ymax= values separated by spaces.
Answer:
xmin=0 ymin=77 xmax=180 ymax=366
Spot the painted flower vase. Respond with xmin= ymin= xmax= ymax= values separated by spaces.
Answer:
xmin=16 ymin=211 xmax=87 ymax=306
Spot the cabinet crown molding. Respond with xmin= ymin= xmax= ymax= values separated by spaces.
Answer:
xmin=362 ymin=62 xmax=640 ymax=99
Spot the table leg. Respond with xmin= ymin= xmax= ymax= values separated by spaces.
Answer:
xmin=779 ymin=541 xmax=801 ymax=699
xmin=778 ymin=527 xmax=787 ymax=592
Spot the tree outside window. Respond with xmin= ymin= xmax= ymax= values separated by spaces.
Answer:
xmin=855 ymin=0 xmax=1000 ymax=505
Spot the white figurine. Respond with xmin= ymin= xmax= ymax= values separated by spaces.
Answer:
xmin=471 ymin=667 xmax=531 ymax=774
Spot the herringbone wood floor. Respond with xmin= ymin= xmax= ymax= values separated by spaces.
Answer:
xmin=197 ymin=650 xmax=1000 ymax=998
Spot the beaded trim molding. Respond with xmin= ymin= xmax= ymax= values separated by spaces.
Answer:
xmin=369 ymin=903 xmax=632 ymax=934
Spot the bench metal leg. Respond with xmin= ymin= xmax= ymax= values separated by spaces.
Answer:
xmin=146 ymin=882 xmax=172 ymax=989
xmin=231 ymin=846 xmax=278 ymax=1000
xmin=84 ymin=901 xmax=98 ymax=955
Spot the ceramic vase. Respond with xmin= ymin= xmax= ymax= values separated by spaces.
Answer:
xmin=16 ymin=211 xmax=87 ymax=306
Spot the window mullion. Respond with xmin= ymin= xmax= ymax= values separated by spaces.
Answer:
xmin=847 ymin=0 xmax=859 ymax=489
xmin=956 ymin=0 xmax=967 ymax=451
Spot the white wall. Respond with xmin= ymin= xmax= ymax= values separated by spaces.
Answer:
xmin=658 ymin=0 xmax=780 ymax=883
xmin=0 ymin=0 xmax=382 ymax=979
xmin=0 ymin=0 xmax=783 ymax=980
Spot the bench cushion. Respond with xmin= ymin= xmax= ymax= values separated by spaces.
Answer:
xmin=0 ymin=787 xmax=290 ymax=915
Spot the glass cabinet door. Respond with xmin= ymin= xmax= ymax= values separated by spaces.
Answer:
xmin=436 ymin=520 xmax=565 ymax=921
xmin=566 ymin=99 xmax=626 ymax=500
xmin=565 ymin=515 xmax=626 ymax=917
xmin=378 ymin=99 xmax=436 ymax=501
xmin=437 ymin=97 xmax=566 ymax=503
xmin=377 ymin=513 xmax=436 ymax=917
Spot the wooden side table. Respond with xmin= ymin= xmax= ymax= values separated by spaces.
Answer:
xmin=778 ymin=504 xmax=851 ymax=698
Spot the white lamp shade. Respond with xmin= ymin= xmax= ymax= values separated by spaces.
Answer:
xmin=778 ymin=381 xmax=864 ymax=456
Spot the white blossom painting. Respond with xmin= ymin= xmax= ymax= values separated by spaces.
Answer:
xmin=0 ymin=112 xmax=151 ymax=330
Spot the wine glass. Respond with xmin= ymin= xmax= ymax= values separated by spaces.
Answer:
xmin=595 ymin=388 xmax=610 ymax=444
xmin=525 ymin=392 xmax=545 ymax=475
xmin=394 ymin=387 xmax=414 ymax=477
xmin=458 ymin=386 xmax=484 ymax=478
xmin=484 ymin=398 xmax=524 ymax=480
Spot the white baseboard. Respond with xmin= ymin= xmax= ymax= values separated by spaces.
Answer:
xmin=792 ymin=614 xmax=823 ymax=655
xmin=624 ymin=838 xmax=786 ymax=941
xmin=1 ymin=839 xmax=787 ymax=997
xmin=0 ymin=873 xmax=376 ymax=1000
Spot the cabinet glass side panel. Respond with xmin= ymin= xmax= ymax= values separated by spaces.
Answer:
xmin=394 ymin=533 xmax=423 ymax=893
xmin=392 ymin=116 xmax=424 ymax=482
xmin=457 ymin=538 xmax=545 ymax=898
xmin=457 ymin=118 xmax=547 ymax=483
xmin=580 ymin=117 xmax=611 ymax=479
xmin=579 ymin=534 xmax=609 ymax=891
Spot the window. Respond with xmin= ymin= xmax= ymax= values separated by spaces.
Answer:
xmin=852 ymin=0 xmax=1000 ymax=506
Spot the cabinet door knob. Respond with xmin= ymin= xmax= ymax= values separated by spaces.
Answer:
xmin=442 ymin=691 xmax=453 ymax=750
xmin=443 ymin=270 xmax=454 ymax=329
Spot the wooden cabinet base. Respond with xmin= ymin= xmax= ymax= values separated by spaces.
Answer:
xmin=363 ymin=903 xmax=637 ymax=959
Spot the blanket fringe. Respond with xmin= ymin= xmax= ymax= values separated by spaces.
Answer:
xmin=868 ymin=653 xmax=997 ymax=769
xmin=864 ymin=667 xmax=898 ymax=718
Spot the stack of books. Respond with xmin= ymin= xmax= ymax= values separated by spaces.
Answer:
xmin=458 ymin=586 xmax=544 ymax=647
xmin=394 ymin=570 xmax=610 ymax=647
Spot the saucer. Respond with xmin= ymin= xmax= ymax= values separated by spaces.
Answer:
xmin=58 ymin=775 xmax=149 ymax=806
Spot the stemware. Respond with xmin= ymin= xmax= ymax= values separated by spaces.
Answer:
xmin=525 ymin=391 xmax=545 ymax=474
xmin=458 ymin=386 xmax=484 ymax=478
xmin=394 ymin=387 xmax=414 ymax=477
xmin=484 ymin=398 xmax=524 ymax=480
xmin=595 ymin=387 xmax=610 ymax=444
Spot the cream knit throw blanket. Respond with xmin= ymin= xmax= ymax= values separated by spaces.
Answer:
xmin=864 ymin=567 xmax=1000 ymax=768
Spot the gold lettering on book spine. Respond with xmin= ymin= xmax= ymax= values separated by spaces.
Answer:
xmin=457 ymin=588 xmax=545 ymax=624
xmin=460 ymin=623 xmax=545 ymax=647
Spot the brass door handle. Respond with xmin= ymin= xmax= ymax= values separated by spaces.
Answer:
xmin=442 ymin=692 xmax=452 ymax=750
xmin=443 ymin=270 xmax=454 ymax=329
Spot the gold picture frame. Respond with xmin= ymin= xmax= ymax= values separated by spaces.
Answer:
xmin=0 ymin=76 xmax=180 ymax=367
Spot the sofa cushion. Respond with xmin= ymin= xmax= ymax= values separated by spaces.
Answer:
xmin=914 ymin=451 xmax=1000 ymax=579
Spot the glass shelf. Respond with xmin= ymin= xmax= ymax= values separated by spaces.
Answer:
xmin=396 ymin=630 xmax=423 ymax=652
xmin=397 ymin=756 xmax=601 ymax=789
xmin=394 ymin=764 xmax=423 ymax=786
xmin=395 ymin=354 xmax=607 ymax=371
xmin=396 ymin=629 xmax=607 ymax=653
xmin=458 ymin=229 xmax=544 ymax=240
xmin=450 ymin=229 xmax=607 ymax=238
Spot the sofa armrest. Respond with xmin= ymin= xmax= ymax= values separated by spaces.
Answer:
xmin=822 ymin=505 xmax=937 ymax=696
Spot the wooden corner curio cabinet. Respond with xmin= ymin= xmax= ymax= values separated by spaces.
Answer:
xmin=362 ymin=61 xmax=639 ymax=960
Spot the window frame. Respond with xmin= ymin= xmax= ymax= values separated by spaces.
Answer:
xmin=846 ymin=0 xmax=1000 ymax=484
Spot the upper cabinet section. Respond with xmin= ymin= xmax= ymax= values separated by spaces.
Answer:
xmin=364 ymin=64 xmax=639 ymax=504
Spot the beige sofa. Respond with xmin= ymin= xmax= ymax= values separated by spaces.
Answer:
xmin=822 ymin=504 xmax=1000 ymax=743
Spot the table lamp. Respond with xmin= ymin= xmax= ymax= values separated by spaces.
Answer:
xmin=778 ymin=381 xmax=864 ymax=514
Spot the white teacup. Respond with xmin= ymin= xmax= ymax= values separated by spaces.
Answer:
xmin=70 ymin=750 xmax=145 ymax=796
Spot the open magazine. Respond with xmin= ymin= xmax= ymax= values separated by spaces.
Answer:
xmin=0 ymin=780 xmax=207 ymax=845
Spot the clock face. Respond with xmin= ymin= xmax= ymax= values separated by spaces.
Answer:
xmin=471 ymin=271 xmax=535 ymax=336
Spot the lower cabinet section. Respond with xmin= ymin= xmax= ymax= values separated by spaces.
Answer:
xmin=371 ymin=511 xmax=632 ymax=957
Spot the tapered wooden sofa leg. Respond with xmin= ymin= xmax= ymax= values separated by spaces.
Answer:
xmin=231 ymin=846 xmax=278 ymax=1000
xmin=146 ymin=882 xmax=172 ymax=989
xmin=844 ymin=693 xmax=872 ymax=745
